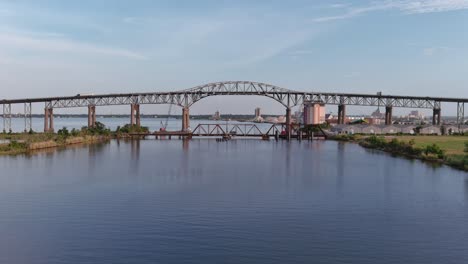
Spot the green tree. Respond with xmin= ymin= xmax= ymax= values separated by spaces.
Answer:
xmin=424 ymin=144 xmax=445 ymax=159
xmin=57 ymin=127 xmax=70 ymax=137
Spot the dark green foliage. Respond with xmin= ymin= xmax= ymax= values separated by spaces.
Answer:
xmin=82 ymin=122 xmax=111 ymax=135
xmin=424 ymin=144 xmax=445 ymax=159
xmin=464 ymin=141 xmax=468 ymax=153
xmin=361 ymin=136 xmax=424 ymax=157
xmin=0 ymin=140 xmax=28 ymax=153
xmin=415 ymin=126 xmax=423 ymax=134
xmin=445 ymin=155 xmax=468 ymax=171
xmin=57 ymin=127 xmax=70 ymax=137
xmin=302 ymin=123 xmax=330 ymax=133
xmin=116 ymin=124 xmax=149 ymax=134
xmin=70 ymin=128 xmax=80 ymax=137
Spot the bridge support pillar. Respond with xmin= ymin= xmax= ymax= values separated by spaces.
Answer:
xmin=130 ymin=104 xmax=140 ymax=127
xmin=88 ymin=105 xmax=96 ymax=128
xmin=44 ymin=108 xmax=54 ymax=133
xmin=182 ymin=107 xmax=190 ymax=132
xmin=337 ymin=104 xmax=346 ymax=124
xmin=433 ymin=108 xmax=441 ymax=125
xmin=385 ymin=106 xmax=393 ymax=125
xmin=24 ymin=103 xmax=32 ymax=133
xmin=2 ymin=104 xmax=11 ymax=133
xmin=286 ymin=107 xmax=291 ymax=140
xmin=457 ymin=102 xmax=464 ymax=127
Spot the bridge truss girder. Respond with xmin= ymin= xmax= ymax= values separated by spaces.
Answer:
xmin=44 ymin=92 xmax=443 ymax=110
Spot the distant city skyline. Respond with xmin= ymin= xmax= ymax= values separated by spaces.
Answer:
xmin=1 ymin=0 xmax=467 ymax=115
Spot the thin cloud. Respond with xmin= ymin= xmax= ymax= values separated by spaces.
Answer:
xmin=399 ymin=0 xmax=468 ymax=14
xmin=329 ymin=3 xmax=350 ymax=8
xmin=0 ymin=31 xmax=147 ymax=60
xmin=314 ymin=0 xmax=468 ymax=22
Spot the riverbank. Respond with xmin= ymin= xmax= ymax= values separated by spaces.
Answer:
xmin=0 ymin=133 xmax=111 ymax=155
xmin=0 ymin=122 xmax=151 ymax=155
xmin=330 ymin=134 xmax=468 ymax=171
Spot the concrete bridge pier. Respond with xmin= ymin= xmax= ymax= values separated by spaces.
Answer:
xmin=285 ymin=107 xmax=291 ymax=140
xmin=130 ymin=104 xmax=141 ymax=127
xmin=88 ymin=105 xmax=96 ymax=128
xmin=433 ymin=108 xmax=441 ymax=125
xmin=182 ymin=107 xmax=190 ymax=132
xmin=385 ymin=106 xmax=393 ymax=125
xmin=337 ymin=104 xmax=346 ymax=124
xmin=44 ymin=108 xmax=54 ymax=132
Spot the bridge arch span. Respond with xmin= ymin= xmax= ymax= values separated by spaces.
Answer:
xmin=178 ymin=81 xmax=304 ymax=108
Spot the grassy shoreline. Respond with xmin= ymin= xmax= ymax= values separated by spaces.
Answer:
xmin=0 ymin=122 xmax=150 ymax=155
xmin=330 ymin=134 xmax=468 ymax=172
xmin=0 ymin=133 xmax=111 ymax=155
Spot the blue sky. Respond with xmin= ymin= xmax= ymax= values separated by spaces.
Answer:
xmin=0 ymin=0 xmax=467 ymax=115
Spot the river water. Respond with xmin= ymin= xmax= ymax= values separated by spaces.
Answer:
xmin=0 ymin=138 xmax=467 ymax=263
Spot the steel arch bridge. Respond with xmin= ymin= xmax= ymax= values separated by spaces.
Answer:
xmin=3 ymin=80 xmax=467 ymax=109
xmin=38 ymin=81 xmax=302 ymax=109
xmin=1 ymin=80 xmax=468 ymax=133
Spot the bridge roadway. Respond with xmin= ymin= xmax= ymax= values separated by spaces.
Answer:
xmin=1 ymin=81 xmax=467 ymax=138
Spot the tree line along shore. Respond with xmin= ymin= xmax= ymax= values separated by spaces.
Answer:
xmin=0 ymin=122 xmax=148 ymax=155
xmin=330 ymin=134 xmax=468 ymax=171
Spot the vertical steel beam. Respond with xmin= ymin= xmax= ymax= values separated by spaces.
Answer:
xmin=432 ymin=108 xmax=441 ymax=125
xmin=3 ymin=104 xmax=12 ymax=133
xmin=457 ymin=102 xmax=465 ymax=127
xmin=24 ymin=103 xmax=32 ymax=132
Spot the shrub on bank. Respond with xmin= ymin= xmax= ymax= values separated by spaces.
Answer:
xmin=445 ymin=155 xmax=468 ymax=171
xmin=0 ymin=140 xmax=28 ymax=153
xmin=81 ymin=122 xmax=111 ymax=136
xmin=361 ymin=136 xmax=424 ymax=157
xmin=116 ymin=124 xmax=149 ymax=134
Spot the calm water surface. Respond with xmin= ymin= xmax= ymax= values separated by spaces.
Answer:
xmin=0 ymin=139 xmax=467 ymax=264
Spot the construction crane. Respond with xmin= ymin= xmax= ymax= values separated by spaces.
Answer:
xmin=160 ymin=103 xmax=173 ymax=131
